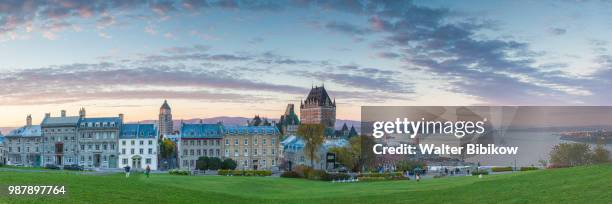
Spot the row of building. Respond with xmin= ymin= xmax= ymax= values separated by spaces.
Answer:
xmin=0 ymin=85 xmax=357 ymax=171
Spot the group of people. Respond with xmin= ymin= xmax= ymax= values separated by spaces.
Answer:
xmin=123 ymin=165 xmax=152 ymax=178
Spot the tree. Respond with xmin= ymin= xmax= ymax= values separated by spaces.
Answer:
xmin=159 ymin=138 xmax=176 ymax=159
xmin=591 ymin=144 xmax=610 ymax=164
xmin=208 ymin=157 xmax=223 ymax=170
xmin=396 ymin=160 xmax=427 ymax=172
xmin=222 ymin=158 xmax=237 ymax=170
xmin=196 ymin=156 xmax=210 ymax=170
xmin=328 ymin=136 xmax=376 ymax=172
xmin=297 ymin=124 xmax=326 ymax=168
xmin=549 ymin=143 xmax=591 ymax=166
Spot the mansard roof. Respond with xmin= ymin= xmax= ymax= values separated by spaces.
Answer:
xmin=79 ymin=117 xmax=122 ymax=128
xmin=180 ymin=123 xmax=223 ymax=139
xmin=223 ymin=125 xmax=280 ymax=135
xmin=7 ymin=125 xmax=42 ymax=137
xmin=303 ymin=85 xmax=335 ymax=107
xmin=120 ymin=124 xmax=157 ymax=139
xmin=41 ymin=116 xmax=80 ymax=127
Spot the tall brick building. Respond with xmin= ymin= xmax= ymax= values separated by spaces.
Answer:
xmin=300 ymin=85 xmax=336 ymax=129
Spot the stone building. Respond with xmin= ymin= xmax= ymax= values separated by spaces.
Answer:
xmin=158 ymin=100 xmax=173 ymax=138
xmin=119 ymin=124 xmax=158 ymax=170
xmin=178 ymin=122 xmax=223 ymax=170
xmin=41 ymin=110 xmax=80 ymax=166
xmin=223 ymin=125 xmax=282 ymax=170
xmin=278 ymin=104 xmax=300 ymax=135
xmin=5 ymin=115 xmax=42 ymax=166
xmin=300 ymin=85 xmax=336 ymax=129
xmin=76 ymin=109 xmax=122 ymax=169
xmin=0 ymin=134 xmax=5 ymax=165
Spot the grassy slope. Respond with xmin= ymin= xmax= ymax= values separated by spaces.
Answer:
xmin=0 ymin=164 xmax=610 ymax=204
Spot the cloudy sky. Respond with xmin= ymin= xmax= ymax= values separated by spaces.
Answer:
xmin=0 ymin=0 xmax=611 ymax=127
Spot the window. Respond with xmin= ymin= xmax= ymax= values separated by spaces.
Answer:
xmin=200 ymin=149 xmax=204 ymax=156
xmin=81 ymin=145 xmax=85 ymax=150
xmin=131 ymin=140 xmax=135 ymax=145
xmin=272 ymin=149 xmax=275 ymax=155
xmin=190 ymin=149 xmax=194 ymax=155
xmin=254 ymin=138 xmax=258 ymax=145
xmin=146 ymin=158 xmax=151 ymax=164
xmin=263 ymin=149 xmax=267 ymax=155
xmin=234 ymin=138 xmax=238 ymax=145
xmin=254 ymin=149 xmax=258 ymax=155
xmin=244 ymin=139 xmax=248 ymax=145
xmin=225 ymin=139 xmax=229 ymax=145
xmin=148 ymin=140 xmax=153 ymax=145
xmin=197 ymin=140 xmax=201 ymax=146
xmin=244 ymin=148 xmax=248 ymax=156
xmin=234 ymin=149 xmax=238 ymax=156
xmin=209 ymin=149 xmax=213 ymax=156
xmin=103 ymin=144 xmax=107 ymax=150
xmin=131 ymin=149 xmax=135 ymax=154
xmin=140 ymin=140 xmax=144 ymax=145
xmin=88 ymin=145 xmax=92 ymax=150
xmin=203 ymin=140 xmax=207 ymax=146
xmin=123 ymin=159 xmax=128 ymax=165
xmin=122 ymin=141 xmax=126 ymax=145
xmin=139 ymin=149 xmax=144 ymax=154
xmin=95 ymin=145 xmax=99 ymax=150
xmin=263 ymin=139 xmax=267 ymax=145
xmin=148 ymin=148 xmax=153 ymax=154
xmin=272 ymin=138 xmax=276 ymax=145
xmin=122 ymin=149 xmax=126 ymax=155
xmin=216 ymin=149 xmax=220 ymax=156
xmin=111 ymin=144 xmax=115 ymax=150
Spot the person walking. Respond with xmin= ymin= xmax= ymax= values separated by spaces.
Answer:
xmin=124 ymin=165 xmax=131 ymax=178
xmin=415 ymin=172 xmax=421 ymax=182
xmin=145 ymin=165 xmax=151 ymax=178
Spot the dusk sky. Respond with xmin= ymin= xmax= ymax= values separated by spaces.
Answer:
xmin=1 ymin=0 xmax=612 ymax=127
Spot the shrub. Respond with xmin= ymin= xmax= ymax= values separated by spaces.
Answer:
xmin=471 ymin=170 xmax=489 ymax=176
xmin=357 ymin=172 xmax=404 ymax=180
xmin=169 ymin=169 xmax=190 ymax=175
xmin=294 ymin=165 xmax=315 ymax=178
xmin=196 ymin=156 xmax=210 ymax=170
xmin=280 ymin=171 xmax=301 ymax=178
xmin=491 ymin=167 xmax=513 ymax=172
xmin=218 ymin=170 xmax=272 ymax=176
xmin=222 ymin=158 xmax=237 ymax=170
xmin=321 ymin=172 xmax=352 ymax=181
xmin=64 ymin=164 xmax=83 ymax=171
xmin=547 ymin=163 xmax=570 ymax=169
xmin=433 ymin=175 xmax=446 ymax=179
xmin=45 ymin=164 xmax=60 ymax=170
xmin=520 ymin=167 xmax=539 ymax=171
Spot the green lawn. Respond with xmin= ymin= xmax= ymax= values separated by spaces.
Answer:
xmin=0 ymin=164 xmax=610 ymax=203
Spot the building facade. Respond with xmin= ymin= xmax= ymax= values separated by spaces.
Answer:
xmin=300 ymin=85 xmax=336 ymax=129
xmin=41 ymin=110 xmax=80 ymax=166
xmin=119 ymin=124 xmax=158 ymax=170
xmin=178 ymin=123 xmax=223 ymax=170
xmin=0 ymin=135 xmax=5 ymax=165
xmin=223 ymin=126 xmax=282 ymax=170
xmin=5 ymin=115 xmax=42 ymax=166
xmin=158 ymin=100 xmax=173 ymax=138
xmin=279 ymin=104 xmax=300 ymax=135
xmin=77 ymin=110 xmax=122 ymax=169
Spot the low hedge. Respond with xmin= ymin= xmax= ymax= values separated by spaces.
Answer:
xmin=491 ymin=167 xmax=513 ymax=172
xmin=321 ymin=172 xmax=352 ymax=181
xmin=358 ymin=177 xmax=387 ymax=182
xmin=280 ymin=171 xmax=301 ymax=178
xmin=471 ymin=170 xmax=489 ymax=176
xmin=520 ymin=167 xmax=539 ymax=171
xmin=357 ymin=172 xmax=405 ymax=181
xmin=218 ymin=170 xmax=272 ymax=176
xmin=169 ymin=169 xmax=190 ymax=175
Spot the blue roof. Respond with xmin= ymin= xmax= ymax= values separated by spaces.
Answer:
xmin=0 ymin=136 xmax=4 ymax=144
xmin=120 ymin=124 xmax=157 ymax=139
xmin=223 ymin=125 xmax=280 ymax=135
xmin=180 ymin=123 xmax=223 ymax=139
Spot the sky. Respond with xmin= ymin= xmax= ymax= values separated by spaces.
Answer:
xmin=0 ymin=0 xmax=612 ymax=127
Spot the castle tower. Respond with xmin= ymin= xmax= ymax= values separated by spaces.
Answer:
xmin=26 ymin=114 xmax=32 ymax=126
xmin=300 ymin=85 xmax=336 ymax=128
xmin=158 ymin=100 xmax=173 ymax=138
xmin=79 ymin=107 xmax=86 ymax=118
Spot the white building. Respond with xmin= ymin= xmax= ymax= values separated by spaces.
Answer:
xmin=0 ymin=133 xmax=5 ymax=165
xmin=119 ymin=124 xmax=158 ymax=170
xmin=5 ymin=115 xmax=43 ymax=167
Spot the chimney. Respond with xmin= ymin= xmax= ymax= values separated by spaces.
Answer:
xmin=45 ymin=113 xmax=51 ymax=118
xmin=26 ymin=114 xmax=32 ymax=126
xmin=61 ymin=110 xmax=66 ymax=117
xmin=118 ymin=113 xmax=124 ymax=121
